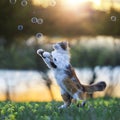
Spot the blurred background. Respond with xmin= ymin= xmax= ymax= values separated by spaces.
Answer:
xmin=0 ymin=0 xmax=120 ymax=102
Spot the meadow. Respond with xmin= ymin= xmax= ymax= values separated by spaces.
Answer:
xmin=0 ymin=97 xmax=120 ymax=120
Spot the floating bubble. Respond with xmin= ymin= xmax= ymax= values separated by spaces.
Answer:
xmin=50 ymin=0 xmax=56 ymax=7
xmin=111 ymin=16 xmax=117 ymax=21
xmin=31 ymin=17 xmax=38 ymax=23
xmin=37 ymin=18 xmax=43 ymax=24
xmin=35 ymin=33 xmax=43 ymax=39
xmin=21 ymin=0 xmax=27 ymax=7
xmin=17 ymin=25 xmax=23 ymax=31
xmin=9 ymin=0 xmax=16 ymax=5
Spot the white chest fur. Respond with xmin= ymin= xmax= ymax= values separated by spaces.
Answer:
xmin=54 ymin=69 xmax=67 ymax=86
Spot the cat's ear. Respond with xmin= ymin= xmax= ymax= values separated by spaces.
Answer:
xmin=63 ymin=41 xmax=67 ymax=47
xmin=63 ymin=41 xmax=70 ymax=49
xmin=59 ymin=41 xmax=67 ymax=50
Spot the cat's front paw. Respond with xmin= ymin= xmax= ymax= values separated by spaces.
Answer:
xmin=43 ymin=52 xmax=51 ymax=58
xmin=37 ymin=49 xmax=46 ymax=58
xmin=37 ymin=49 xmax=51 ymax=58
xmin=37 ymin=49 xmax=44 ymax=55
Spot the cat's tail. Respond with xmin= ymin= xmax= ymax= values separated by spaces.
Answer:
xmin=83 ymin=81 xmax=106 ymax=93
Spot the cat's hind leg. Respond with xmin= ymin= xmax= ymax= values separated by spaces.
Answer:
xmin=63 ymin=78 xmax=86 ymax=107
xmin=58 ymin=89 xmax=72 ymax=109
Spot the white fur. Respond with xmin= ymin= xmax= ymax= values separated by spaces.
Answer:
xmin=51 ymin=42 xmax=70 ymax=70
xmin=37 ymin=49 xmax=43 ymax=55
xmin=54 ymin=69 xmax=67 ymax=85
xmin=73 ymin=90 xmax=82 ymax=100
xmin=37 ymin=49 xmax=52 ymax=68
xmin=43 ymin=52 xmax=51 ymax=57
xmin=51 ymin=50 xmax=70 ymax=69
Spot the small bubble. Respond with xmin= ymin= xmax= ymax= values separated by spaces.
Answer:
xmin=21 ymin=0 xmax=27 ymax=7
xmin=111 ymin=16 xmax=117 ymax=21
xmin=36 ymin=33 xmax=43 ymax=39
xmin=37 ymin=18 xmax=43 ymax=24
xmin=50 ymin=0 xmax=56 ymax=7
xmin=31 ymin=17 xmax=38 ymax=23
xmin=17 ymin=25 xmax=23 ymax=31
xmin=9 ymin=0 xmax=16 ymax=4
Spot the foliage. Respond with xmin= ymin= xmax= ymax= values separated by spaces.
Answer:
xmin=71 ymin=44 xmax=120 ymax=68
xmin=0 ymin=97 xmax=120 ymax=120
xmin=0 ymin=43 xmax=47 ymax=70
xmin=0 ymin=41 xmax=120 ymax=70
xmin=99 ymin=8 xmax=120 ymax=36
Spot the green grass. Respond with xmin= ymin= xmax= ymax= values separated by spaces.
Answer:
xmin=0 ymin=97 xmax=120 ymax=120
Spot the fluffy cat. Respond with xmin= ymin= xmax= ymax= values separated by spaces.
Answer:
xmin=37 ymin=42 xmax=106 ymax=108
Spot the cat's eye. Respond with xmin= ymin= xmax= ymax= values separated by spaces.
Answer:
xmin=54 ymin=58 xmax=57 ymax=61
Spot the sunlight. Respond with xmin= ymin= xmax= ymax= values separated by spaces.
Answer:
xmin=63 ymin=0 xmax=87 ymax=10
xmin=93 ymin=0 xmax=101 ymax=6
xmin=61 ymin=0 xmax=101 ymax=11
xmin=32 ymin=0 xmax=56 ymax=8
xmin=64 ymin=0 xmax=85 ymax=7
xmin=92 ymin=0 xmax=101 ymax=9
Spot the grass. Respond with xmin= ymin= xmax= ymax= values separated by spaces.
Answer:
xmin=0 ymin=97 xmax=120 ymax=120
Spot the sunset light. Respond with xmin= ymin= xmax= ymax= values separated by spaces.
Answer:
xmin=62 ymin=0 xmax=101 ymax=10
xmin=32 ymin=0 xmax=120 ymax=11
xmin=64 ymin=0 xmax=85 ymax=7
xmin=32 ymin=0 xmax=101 ymax=8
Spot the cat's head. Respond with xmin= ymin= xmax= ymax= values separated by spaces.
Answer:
xmin=51 ymin=41 xmax=70 ymax=69
xmin=53 ymin=41 xmax=69 ymax=52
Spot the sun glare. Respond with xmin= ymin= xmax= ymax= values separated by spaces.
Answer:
xmin=62 ymin=0 xmax=101 ymax=10
xmin=32 ymin=0 xmax=101 ymax=9
xmin=94 ymin=0 xmax=101 ymax=5
xmin=66 ymin=0 xmax=84 ymax=6
xmin=63 ymin=0 xmax=86 ymax=10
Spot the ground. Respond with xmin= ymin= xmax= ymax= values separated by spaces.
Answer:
xmin=0 ymin=97 xmax=120 ymax=120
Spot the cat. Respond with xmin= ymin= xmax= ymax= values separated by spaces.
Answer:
xmin=37 ymin=41 xmax=106 ymax=109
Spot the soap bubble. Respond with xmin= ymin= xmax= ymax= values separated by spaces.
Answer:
xmin=9 ymin=0 xmax=16 ymax=4
xmin=17 ymin=25 xmax=23 ymax=31
xmin=37 ymin=18 xmax=43 ymax=24
xmin=50 ymin=0 xmax=56 ymax=7
xmin=111 ymin=16 xmax=117 ymax=21
xmin=31 ymin=17 xmax=38 ymax=23
xmin=36 ymin=33 xmax=43 ymax=39
xmin=21 ymin=0 xmax=27 ymax=7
